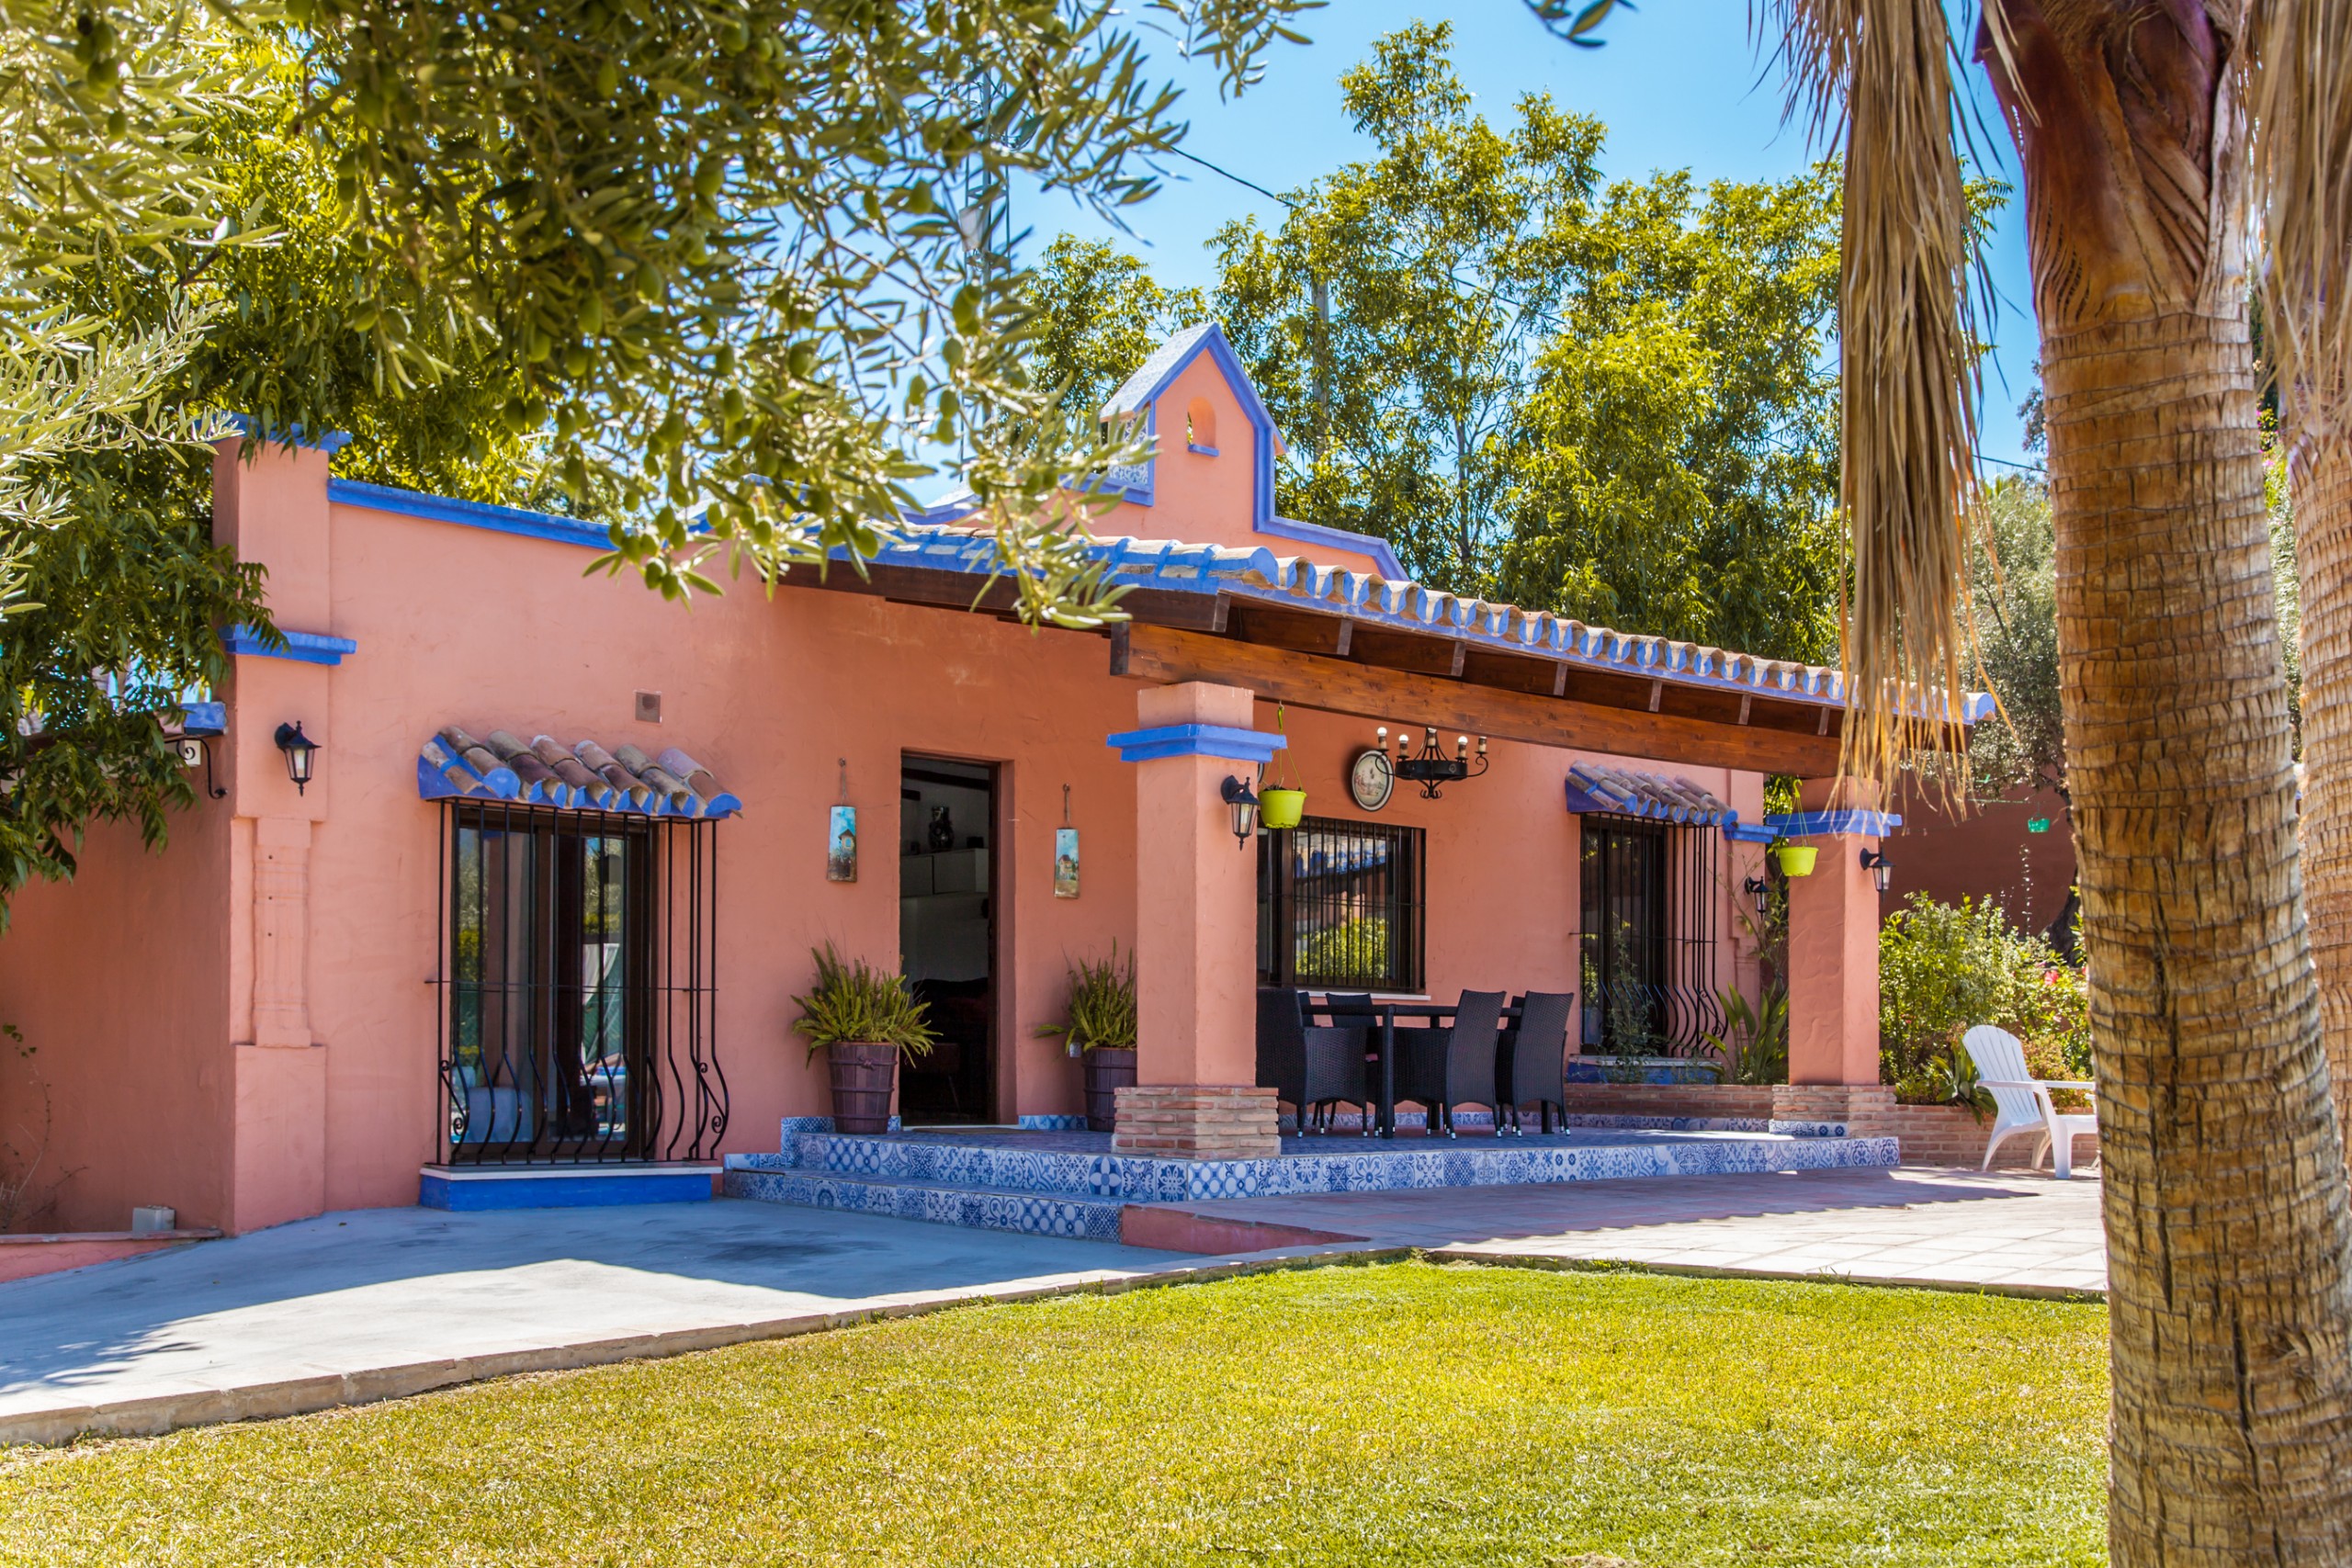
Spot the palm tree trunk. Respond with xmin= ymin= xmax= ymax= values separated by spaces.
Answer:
xmin=1985 ymin=1 xmax=2352 ymax=1559
xmin=2292 ymin=438 xmax=2352 ymax=1155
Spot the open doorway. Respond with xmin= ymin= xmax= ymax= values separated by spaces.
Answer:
xmin=899 ymin=756 xmax=998 ymax=1123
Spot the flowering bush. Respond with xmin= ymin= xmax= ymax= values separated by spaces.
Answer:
xmin=1878 ymin=894 xmax=2087 ymax=1105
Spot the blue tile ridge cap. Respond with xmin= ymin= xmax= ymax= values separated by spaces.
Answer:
xmin=1105 ymin=723 xmax=1286 ymax=763
xmin=220 ymin=626 xmax=357 ymax=665
xmin=1765 ymin=809 xmax=1904 ymax=838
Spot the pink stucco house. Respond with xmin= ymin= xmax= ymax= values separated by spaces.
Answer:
xmin=0 ymin=326 xmax=1939 ymax=1242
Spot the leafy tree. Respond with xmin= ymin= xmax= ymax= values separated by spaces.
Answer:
xmin=1493 ymin=166 xmax=1843 ymax=661
xmin=1209 ymin=20 xmax=1603 ymax=589
xmin=1026 ymin=235 xmax=1206 ymax=417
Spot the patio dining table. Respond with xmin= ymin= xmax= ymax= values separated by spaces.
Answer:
xmin=1302 ymin=996 xmax=1523 ymax=1138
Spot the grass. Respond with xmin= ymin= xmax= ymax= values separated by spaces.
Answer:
xmin=0 ymin=1261 xmax=2108 ymax=1566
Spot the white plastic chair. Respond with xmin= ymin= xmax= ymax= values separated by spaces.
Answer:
xmin=1962 ymin=1024 xmax=2098 ymax=1179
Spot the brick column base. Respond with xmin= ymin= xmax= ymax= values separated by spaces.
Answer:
xmin=1772 ymin=1084 xmax=1898 ymax=1139
xmin=1112 ymin=1085 xmax=1281 ymax=1158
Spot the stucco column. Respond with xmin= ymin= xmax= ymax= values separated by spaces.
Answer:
xmin=1770 ymin=779 xmax=1898 ymax=1135
xmin=214 ymin=436 xmax=340 ymax=1231
xmin=1105 ymin=682 xmax=1283 ymax=1157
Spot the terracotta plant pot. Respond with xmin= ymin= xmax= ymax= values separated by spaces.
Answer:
xmin=1257 ymin=787 xmax=1306 ymax=830
xmin=827 ymin=1041 xmax=899 ymax=1134
xmin=1082 ymin=1046 xmax=1137 ymax=1133
xmin=1774 ymin=843 xmax=1818 ymax=877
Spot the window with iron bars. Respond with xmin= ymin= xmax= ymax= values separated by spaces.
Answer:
xmin=435 ymin=800 xmax=724 ymax=1166
xmin=1577 ymin=814 xmax=1724 ymax=1055
xmin=1257 ymin=816 xmax=1426 ymax=993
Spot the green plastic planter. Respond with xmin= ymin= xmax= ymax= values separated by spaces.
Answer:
xmin=1258 ymin=787 xmax=1306 ymax=830
xmin=1774 ymin=843 xmax=1818 ymax=877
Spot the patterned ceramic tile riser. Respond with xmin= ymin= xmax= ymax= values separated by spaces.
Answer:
xmin=774 ymin=1129 xmax=1900 ymax=1204
xmin=720 ymin=1169 xmax=1125 ymax=1243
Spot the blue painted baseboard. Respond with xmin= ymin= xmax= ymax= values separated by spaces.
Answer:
xmin=418 ymin=1164 xmax=718 ymax=1211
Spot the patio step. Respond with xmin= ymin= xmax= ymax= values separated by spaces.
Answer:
xmin=722 ymin=1166 xmax=1124 ymax=1245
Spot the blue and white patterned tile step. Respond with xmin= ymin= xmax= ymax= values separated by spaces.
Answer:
xmin=732 ymin=1125 xmax=1900 ymax=1213
xmin=721 ymin=1168 xmax=1123 ymax=1244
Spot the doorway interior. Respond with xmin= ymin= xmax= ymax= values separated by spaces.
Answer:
xmin=899 ymin=756 xmax=997 ymax=1123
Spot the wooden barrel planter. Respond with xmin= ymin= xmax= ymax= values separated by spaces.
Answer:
xmin=1083 ymin=1047 xmax=1137 ymax=1133
xmin=828 ymin=1042 xmax=899 ymax=1134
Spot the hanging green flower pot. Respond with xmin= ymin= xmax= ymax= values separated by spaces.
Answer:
xmin=1258 ymin=787 xmax=1306 ymax=830
xmin=1774 ymin=842 xmax=1818 ymax=877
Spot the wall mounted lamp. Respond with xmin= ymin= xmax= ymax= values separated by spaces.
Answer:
xmin=1742 ymin=874 xmax=1770 ymax=916
xmin=1860 ymin=847 xmax=1894 ymax=895
xmin=275 ymin=721 xmax=320 ymax=795
xmin=1388 ymin=725 xmax=1489 ymax=800
xmin=1220 ymin=775 xmax=1259 ymax=849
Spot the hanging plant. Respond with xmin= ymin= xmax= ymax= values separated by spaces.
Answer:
xmin=1259 ymin=702 xmax=1306 ymax=829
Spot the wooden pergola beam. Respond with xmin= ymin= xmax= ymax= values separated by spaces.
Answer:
xmin=1112 ymin=623 xmax=1847 ymax=776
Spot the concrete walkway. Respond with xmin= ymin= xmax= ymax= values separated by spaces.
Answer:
xmin=0 ymin=1200 xmax=1253 ymax=1446
xmin=1 ymin=1168 xmax=2106 ymax=1446
xmin=1150 ymin=1165 xmax=2108 ymax=1296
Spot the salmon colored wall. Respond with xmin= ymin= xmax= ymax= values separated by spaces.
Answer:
xmin=0 ymin=811 xmax=233 ymax=1234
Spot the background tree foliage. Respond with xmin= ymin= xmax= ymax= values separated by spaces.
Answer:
xmin=1028 ymin=22 xmax=1846 ymax=661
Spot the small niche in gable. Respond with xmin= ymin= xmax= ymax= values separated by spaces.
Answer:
xmin=1184 ymin=397 xmax=1218 ymax=456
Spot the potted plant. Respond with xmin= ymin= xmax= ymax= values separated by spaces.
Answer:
xmin=792 ymin=943 xmax=935 ymax=1134
xmin=1036 ymin=944 xmax=1138 ymax=1132
xmin=1772 ymin=840 xmax=1818 ymax=876
xmin=1258 ymin=703 xmax=1306 ymax=829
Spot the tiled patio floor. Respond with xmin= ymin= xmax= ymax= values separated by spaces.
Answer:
xmin=1143 ymin=1165 xmax=2108 ymax=1296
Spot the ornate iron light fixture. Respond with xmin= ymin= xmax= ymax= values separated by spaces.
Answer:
xmin=1743 ymin=874 xmax=1770 ymax=916
xmin=1220 ymin=774 xmax=1260 ymax=849
xmin=1860 ymin=847 xmax=1894 ymax=895
xmin=1384 ymin=725 xmax=1488 ymax=800
xmin=275 ymin=721 xmax=320 ymax=795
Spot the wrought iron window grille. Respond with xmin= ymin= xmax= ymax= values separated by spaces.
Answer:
xmin=433 ymin=799 xmax=725 ymax=1167
xmin=1578 ymin=812 xmax=1724 ymax=1059
xmin=1257 ymin=814 xmax=1427 ymax=994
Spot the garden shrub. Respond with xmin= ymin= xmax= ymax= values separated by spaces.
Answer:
xmin=1878 ymin=893 xmax=2087 ymax=1106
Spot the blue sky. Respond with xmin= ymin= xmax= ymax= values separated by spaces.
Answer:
xmin=1016 ymin=2 xmax=2042 ymax=473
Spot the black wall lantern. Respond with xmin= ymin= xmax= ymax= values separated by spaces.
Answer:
xmin=1743 ymin=874 xmax=1770 ymax=916
xmin=275 ymin=721 xmax=320 ymax=795
xmin=1389 ymin=725 xmax=1489 ymax=800
xmin=1860 ymin=847 xmax=1894 ymax=895
xmin=1220 ymin=774 xmax=1259 ymax=849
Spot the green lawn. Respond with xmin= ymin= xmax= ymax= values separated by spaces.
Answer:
xmin=0 ymin=1261 xmax=2108 ymax=1566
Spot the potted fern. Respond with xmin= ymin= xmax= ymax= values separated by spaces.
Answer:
xmin=1036 ymin=944 xmax=1138 ymax=1132
xmin=792 ymin=943 xmax=935 ymax=1134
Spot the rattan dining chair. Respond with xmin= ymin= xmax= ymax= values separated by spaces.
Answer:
xmin=1390 ymin=989 xmax=1506 ymax=1137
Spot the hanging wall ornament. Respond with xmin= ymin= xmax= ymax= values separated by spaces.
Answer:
xmin=1055 ymin=784 xmax=1080 ymax=899
xmin=828 ymin=757 xmax=856 ymax=883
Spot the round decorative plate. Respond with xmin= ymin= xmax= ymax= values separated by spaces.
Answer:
xmin=1348 ymin=747 xmax=1395 ymax=811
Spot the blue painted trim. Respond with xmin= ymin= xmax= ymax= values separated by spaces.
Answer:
xmin=1722 ymin=819 xmax=1777 ymax=844
xmin=220 ymin=626 xmax=358 ymax=665
xmin=1766 ymin=809 xmax=1904 ymax=839
xmin=1186 ymin=443 xmax=1219 ymax=457
xmin=1260 ymin=515 xmax=1408 ymax=580
xmin=419 ymin=1167 xmax=715 ymax=1211
xmin=225 ymin=415 xmax=354 ymax=455
xmin=328 ymin=478 xmax=612 ymax=550
xmin=179 ymin=700 xmax=227 ymax=738
xmin=1092 ymin=406 xmax=1157 ymax=507
xmin=1104 ymin=723 xmax=1286 ymax=764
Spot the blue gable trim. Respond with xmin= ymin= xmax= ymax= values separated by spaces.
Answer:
xmin=1766 ymin=809 xmax=1904 ymax=839
xmin=1104 ymin=723 xmax=1286 ymax=764
xmin=221 ymin=626 xmax=358 ymax=665
xmin=328 ymin=479 xmax=612 ymax=550
xmin=1259 ymin=516 xmax=1408 ymax=581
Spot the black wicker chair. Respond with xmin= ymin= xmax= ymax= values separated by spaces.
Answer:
xmin=1318 ymin=992 xmax=1381 ymax=1134
xmin=1391 ymin=989 xmax=1506 ymax=1137
xmin=1256 ymin=988 xmax=1372 ymax=1135
xmin=1498 ymin=990 xmax=1575 ymax=1134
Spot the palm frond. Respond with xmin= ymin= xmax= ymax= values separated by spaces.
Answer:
xmin=1760 ymin=0 xmax=1981 ymax=794
xmin=2251 ymin=0 xmax=2352 ymax=439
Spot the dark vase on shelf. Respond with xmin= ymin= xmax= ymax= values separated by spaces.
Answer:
xmin=926 ymin=806 xmax=956 ymax=853
xmin=1082 ymin=1047 xmax=1137 ymax=1133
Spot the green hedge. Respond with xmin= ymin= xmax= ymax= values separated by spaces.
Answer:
xmin=1878 ymin=893 xmax=2088 ymax=1105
